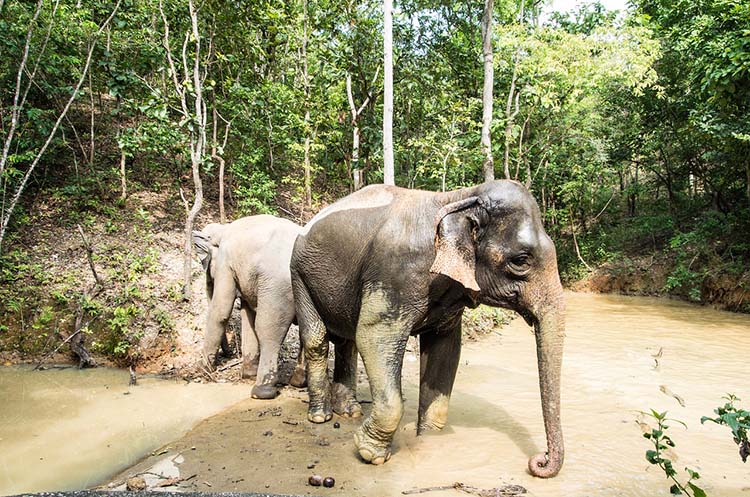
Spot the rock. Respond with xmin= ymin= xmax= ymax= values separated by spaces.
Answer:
xmin=126 ymin=476 xmax=147 ymax=491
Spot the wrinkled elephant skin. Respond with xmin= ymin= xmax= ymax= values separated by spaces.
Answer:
xmin=193 ymin=215 xmax=306 ymax=399
xmin=291 ymin=180 xmax=565 ymax=477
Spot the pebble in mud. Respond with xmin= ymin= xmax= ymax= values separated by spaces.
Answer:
xmin=308 ymin=475 xmax=323 ymax=486
xmin=333 ymin=421 xmax=340 ymax=429
xmin=323 ymin=476 xmax=335 ymax=488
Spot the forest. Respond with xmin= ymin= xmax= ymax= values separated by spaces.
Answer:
xmin=1 ymin=0 xmax=749 ymax=364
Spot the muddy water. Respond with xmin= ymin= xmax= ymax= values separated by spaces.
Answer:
xmin=3 ymin=293 xmax=750 ymax=497
xmin=0 ymin=367 xmax=249 ymax=495
xmin=114 ymin=293 xmax=750 ymax=497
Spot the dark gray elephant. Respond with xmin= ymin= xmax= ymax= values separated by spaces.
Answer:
xmin=290 ymin=180 xmax=565 ymax=478
xmin=193 ymin=215 xmax=306 ymax=399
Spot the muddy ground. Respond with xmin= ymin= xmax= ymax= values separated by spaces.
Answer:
xmin=104 ymin=293 xmax=750 ymax=497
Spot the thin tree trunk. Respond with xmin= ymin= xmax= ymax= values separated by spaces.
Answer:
xmin=481 ymin=0 xmax=494 ymax=182
xmin=382 ymin=0 xmax=394 ymax=185
xmin=302 ymin=0 xmax=312 ymax=208
xmin=346 ymin=70 xmax=378 ymax=191
xmin=119 ymin=147 xmax=127 ymax=201
xmin=503 ymin=0 xmax=524 ymax=180
xmin=0 ymin=0 xmax=44 ymax=181
xmin=746 ymin=159 xmax=750 ymax=206
xmin=88 ymin=68 xmax=95 ymax=166
xmin=0 ymin=3 xmax=121 ymax=252
xmin=182 ymin=0 xmax=206 ymax=301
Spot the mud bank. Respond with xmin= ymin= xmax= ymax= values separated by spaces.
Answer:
xmin=108 ymin=293 xmax=750 ymax=497
xmin=573 ymin=258 xmax=750 ymax=313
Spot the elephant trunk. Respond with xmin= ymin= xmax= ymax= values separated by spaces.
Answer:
xmin=528 ymin=291 xmax=565 ymax=478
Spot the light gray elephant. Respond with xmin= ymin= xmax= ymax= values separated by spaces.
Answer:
xmin=290 ymin=180 xmax=565 ymax=477
xmin=193 ymin=215 xmax=305 ymax=399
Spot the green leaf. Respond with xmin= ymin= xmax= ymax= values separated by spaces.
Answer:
xmin=688 ymin=482 xmax=707 ymax=497
xmin=669 ymin=484 xmax=682 ymax=495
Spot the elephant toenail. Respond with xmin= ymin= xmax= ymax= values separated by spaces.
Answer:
xmin=358 ymin=448 xmax=373 ymax=461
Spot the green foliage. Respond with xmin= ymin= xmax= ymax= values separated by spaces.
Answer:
xmin=701 ymin=394 xmax=750 ymax=463
xmin=642 ymin=409 xmax=706 ymax=497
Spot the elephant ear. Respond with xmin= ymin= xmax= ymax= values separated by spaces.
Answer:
xmin=429 ymin=197 xmax=484 ymax=291
xmin=192 ymin=230 xmax=214 ymax=272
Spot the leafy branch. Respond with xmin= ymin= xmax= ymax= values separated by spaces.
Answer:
xmin=642 ymin=409 xmax=706 ymax=497
xmin=701 ymin=394 xmax=750 ymax=464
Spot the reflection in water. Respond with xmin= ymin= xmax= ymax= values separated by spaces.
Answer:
xmin=1 ymin=293 xmax=749 ymax=497
xmin=0 ymin=367 xmax=248 ymax=495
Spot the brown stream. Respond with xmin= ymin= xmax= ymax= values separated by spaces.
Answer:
xmin=2 ymin=292 xmax=750 ymax=496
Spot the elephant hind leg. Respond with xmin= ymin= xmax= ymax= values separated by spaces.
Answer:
xmin=291 ymin=273 xmax=332 ymax=422
xmin=332 ymin=339 xmax=361 ymax=418
xmin=417 ymin=315 xmax=462 ymax=434
xmin=250 ymin=297 xmax=293 ymax=400
xmin=239 ymin=302 xmax=259 ymax=379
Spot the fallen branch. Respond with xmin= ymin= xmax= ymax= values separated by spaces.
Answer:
xmin=33 ymin=327 xmax=86 ymax=370
xmin=403 ymin=482 xmax=526 ymax=496
xmin=217 ymin=358 xmax=242 ymax=372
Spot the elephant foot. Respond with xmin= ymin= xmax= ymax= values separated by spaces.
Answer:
xmin=241 ymin=358 xmax=259 ymax=379
xmin=331 ymin=382 xmax=362 ymax=418
xmin=201 ymin=351 xmax=217 ymax=372
xmin=251 ymin=383 xmax=279 ymax=399
xmin=354 ymin=426 xmax=392 ymax=465
xmin=307 ymin=406 xmax=332 ymax=424
xmin=288 ymin=366 xmax=307 ymax=388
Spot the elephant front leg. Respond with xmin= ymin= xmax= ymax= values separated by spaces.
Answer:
xmin=417 ymin=315 xmax=462 ymax=434
xmin=288 ymin=327 xmax=307 ymax=388
xmin=292 ymin=275 xmax=332 ymax=423
xmin=354 ymin=296 xmax=410 ymax=465
xmin=332 ymin=339 xmax=362 ymax=418
xmin=202 ymin=276 xmax=237 ymax=371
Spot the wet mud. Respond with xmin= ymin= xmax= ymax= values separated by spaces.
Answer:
xmin=108 ymin=293 xmax=750 ymax=497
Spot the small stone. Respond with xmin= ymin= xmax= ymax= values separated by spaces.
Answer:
xmin=333 ymin=422 xmax=340 ymax=429
xmin=307 ymin=463 xmax=315 ymax=469
xmin=308 ymin=475 xmax=323 ymax=486
xmin=126 ymin=476 xmax=147 ymax=491
xmin=263 ymin=430 xmax=273 ymax=437
xmin=323 ymin=476 xmax=335 ymax=488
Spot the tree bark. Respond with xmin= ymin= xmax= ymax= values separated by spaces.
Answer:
xmin=503 ymin=0 xmax=524 ymax=180
xmin=302 ymin=0 xmax=312 ymax=208
xmin=481 ymin=0 xmax=494 ymax=182
xmin=119 ymin=147 xmax=127 ymax=201
xmin=382 ymin=0 xmax=394 ymax=185
xmin=346 ymin=71 xmax=377 ymax=191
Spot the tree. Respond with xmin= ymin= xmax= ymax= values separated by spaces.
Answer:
xmin=0 ymin=0 xmax=121 ymax=252
xmin=382 ymin=0 xmax=394 ymax=185
xmin=159 ymin=0 xmax=208 ymax=301
xmin=481 ymin=0 xmax=494 ymax=182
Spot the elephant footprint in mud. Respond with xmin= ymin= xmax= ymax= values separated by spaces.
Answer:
xmin=291 ymin=180 xmax=565 ymax=477
xmin=193 ymin=215 xmax=306 ymax=399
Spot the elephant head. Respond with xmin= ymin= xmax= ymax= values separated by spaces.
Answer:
xmin=430 ymin=180 xmax=565 ymax=478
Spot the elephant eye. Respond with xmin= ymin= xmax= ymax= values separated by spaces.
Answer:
xmin=508 ymin=253 xmax=532 ymax=275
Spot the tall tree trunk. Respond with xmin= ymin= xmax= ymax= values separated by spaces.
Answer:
xmin=503 ymin=0 xmax=524 ymax=180
xmin=302 ymin=0 xmax=312 ymax=208
xmin=382 ymin=0 xmax=394 ymax=185
xmin=481 ymin=0 xmax=494 ymax=182
xmin=88 ymin=68 xmax=95 ymax=166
